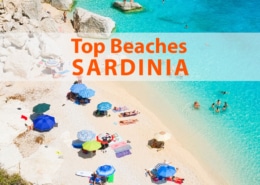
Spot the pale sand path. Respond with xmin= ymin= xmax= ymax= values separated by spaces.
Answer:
xmin=0 ymin=81 xmax=220 ymax=185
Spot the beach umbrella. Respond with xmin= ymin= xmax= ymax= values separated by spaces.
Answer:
xmin=156 ymin=164 xmax=176 ymax=178
xmin=45 ymin=59 xmax=60 ymax=68
xmin=33 ymin=103 xmax=50 ymax=114
xmin=33 ymin=115 xmax=55 ymax=132
xmin=96 ymin=165 xmax=115 ymax=177
xmin=70 ymin=83 xmax=87 ymax=94
xmin=154 ymin=131 xmax=171 ymax=141
xmin=82 ymin=140 xmax=101 ymax=151
xmin=97 ymin=102 xmax=112 ymax=111
xmin=96 ymin=133 xmax=114 ymax=144
xmin=77 ymin=130 xmax=96 ymax=142
xmin=78 ymin=88 xmax=95 ymax=98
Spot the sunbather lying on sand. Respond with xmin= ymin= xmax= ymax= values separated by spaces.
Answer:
xmin=119 ymin=119 xmax=138 ymax=125
xmin=119 ymin=110 xmax=140 ymax=117
xmin=113 ymin=106 xmax=128 ymax=112
xmin=145 ymin=169 xmax=159 ymax=181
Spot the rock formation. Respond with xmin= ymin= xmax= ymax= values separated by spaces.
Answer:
xmin=113 ymin=1 xmax=143 ymax=12
xmin=73 ymin=7 xmax=116 ymax=39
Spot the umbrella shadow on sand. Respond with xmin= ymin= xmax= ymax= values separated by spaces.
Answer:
xmin=93 ymin=110 xmax=108 ymax=117
xmin=30 ymin=113 xmax=43 ymax=121
xmin=77 ymin=150 xmax=96 ymax=159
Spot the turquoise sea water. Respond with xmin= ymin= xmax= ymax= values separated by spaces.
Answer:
xmin=76 ymin=0 xmax=260 ymax=32
xmin=75 ymin=1 xmax=260 ymax=185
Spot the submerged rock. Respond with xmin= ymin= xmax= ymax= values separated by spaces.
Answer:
xmin=113 ymin=1 xmax=143 ymax=12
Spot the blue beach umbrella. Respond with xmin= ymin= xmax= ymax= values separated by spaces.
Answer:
xmin=96 ymin=165 xmax=116 ymax=177
xmin=70 ymin=84 xmax=87 ymax=94
xmin=77 ymin=130 xmax=96 ymax=142
xmin=78 ymin=88 xmax=95 ymax=98
xmin=97 ymin=102 xmax=112 ymax=111
xmin=45 ymin=59 xmax=60 ymax=68
xmin=33 ymin=115 xmax=55 ymax=132
xmin=156 ymin=164 xmax=176 ymax=178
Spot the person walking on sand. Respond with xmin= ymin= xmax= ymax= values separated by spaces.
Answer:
xmin=63 ymin=11 xmax=67 ymax=23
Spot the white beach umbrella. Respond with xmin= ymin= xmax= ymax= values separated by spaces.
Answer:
xmin=154 ymin=131 xmax=171 ymax=141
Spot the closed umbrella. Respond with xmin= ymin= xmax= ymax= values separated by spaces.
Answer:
xmin=82 ymin=140 xmax=101 ymax=151
xmin=78 ymin=88 xmax=95 ymax=98
xmin=154 ymin=131 xmax=171 ymax=141
xmin=97 ymin=102 xmax=112 ymax=111
xmin=77 ymin=130 xmax=96 ymax=142
xmin=70 ymin=84 xmax=87 ymax=94
xmin=96 ymin=165 xmax=115 ymax=177
xmin=33 ymin=115 xmax=55 ymax=132
xmin=33 ymin=103 xmax=50 ymax=114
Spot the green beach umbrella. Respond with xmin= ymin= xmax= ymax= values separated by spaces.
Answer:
xmin=82 ymin=140 xmax=101 ymax=151
xmin=33 ymin=103 xmax=51 ymax=114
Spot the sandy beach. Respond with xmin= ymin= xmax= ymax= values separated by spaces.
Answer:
xmin=0 ymin=80 xmax=220 ymax=185
xmin=0 ymin=3 xmax=222 ymax=185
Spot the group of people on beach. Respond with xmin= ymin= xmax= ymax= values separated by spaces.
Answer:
xmin=66 ymin=80 xmax=91 ymax=105
xmin=89 ymin=172 xmax=107 ymax=185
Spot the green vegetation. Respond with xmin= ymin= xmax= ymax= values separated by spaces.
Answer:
xmin=0 ymin=167 xmax=31 ymax=185
xmin=70 ymin=0 xmax=78 ymax=12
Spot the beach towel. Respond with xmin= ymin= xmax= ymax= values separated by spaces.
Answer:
xmin=113 ymin=144 xmax=132 ymax=153
xmin=116 ymin=150 xmax=131 ymax=158
xmin=166 ymin=177 xmax=184 ymax=184
xmin=119 ymin=119 xmax=138 ymax=126
xmin=109 ymin=133 xmax=123 ymax=145
xmin=112 ymin=106 xmax=128 ymax=113
xmin=21 ymin=115 xmax=28 ymax=120
xmin=110 ymin=141 xmax=127 ymax=149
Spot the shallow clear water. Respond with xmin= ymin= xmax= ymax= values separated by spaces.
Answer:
xmin=148 ymin=82 xmax=260 ymax=185
xmin=76 ymin=0 xmax=260 ymax=32
xmin=75 ymin=1 xmax=260 ymax=184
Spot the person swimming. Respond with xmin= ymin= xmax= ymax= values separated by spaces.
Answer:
xmin=194 ymin=101 xmax=200 ymax=109
xmin=216 ymin=99 xmax=221 ymax=106
xmin=215 ymin=107 xmax=220 ymax=113
xmin=221 ymin=91 xmax=229 ymax=95
xmin=211 ymin=103 xmax=215 ymax=109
